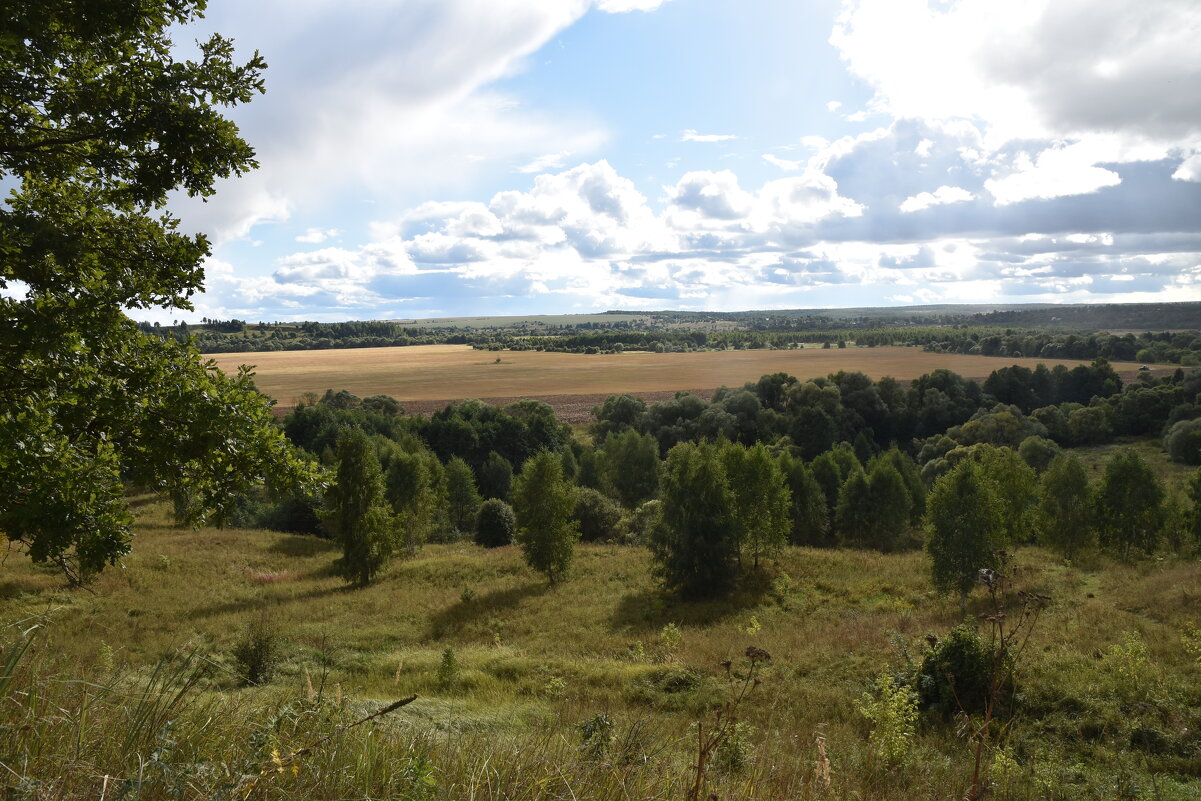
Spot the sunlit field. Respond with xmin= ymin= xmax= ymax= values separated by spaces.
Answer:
xmin=207 ymin=344 xmax=1156 ymax=413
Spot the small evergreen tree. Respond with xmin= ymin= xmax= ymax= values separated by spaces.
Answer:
xmin=834 ymin=468 xmax=872 ymax=546
xmin=864 ymin=460 xmax=913 ymax=551
xmin=650 ymin=442 xmax=738 ymax=598
xmin=810 ymin=445 xmax=861 ymax=514
xmin=321 ymin=429 xmax=397 ymax=586
xmin=475 ymin=499 xmax=516 ymax=547
xmin=445 ymin=457 xmax=483 ymax=535
xmin=925 ymin=461 xmax=1004 ymax=612
xmin=1036 ymin=454 xmax=1094 ymax=558
xmin=1094 ymin=450 xmax=1165 ymax=558
xmin=512 ymin=451 xmax=580 ymax=584
xmin=871 ymin=448 xmax=926 ymax=525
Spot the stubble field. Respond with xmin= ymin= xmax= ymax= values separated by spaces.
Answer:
xmin=207 ymin=344 xmax=1158 ymax=421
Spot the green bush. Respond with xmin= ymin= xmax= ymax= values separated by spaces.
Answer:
xmin=915 ymin=625 xmax=1002 ymax=718
xmin=232 ymin=616 xmax=280 ymax=686
xmin=475 ymin=499 xmax=516 ymax=548
xmin=1165 ymin=418 xmax=1201 ymax=464
xmin=858 ymin=671 xmax=918 ymax=765
xmin=573 ymin=487 xmax=623 ymax=542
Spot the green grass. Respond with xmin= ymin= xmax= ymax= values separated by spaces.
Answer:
xmin=3 ymin=495 xmax=1201 ymax=799
xmin=1074 ymin=436 xmax=1195 ymax=494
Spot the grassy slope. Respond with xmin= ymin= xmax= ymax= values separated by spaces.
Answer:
xmin=4 ymin=488 xmax=1201 ymax=800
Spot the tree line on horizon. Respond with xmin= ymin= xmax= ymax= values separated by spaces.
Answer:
xmin=143 ymin=313 xmax=1201 ymax=366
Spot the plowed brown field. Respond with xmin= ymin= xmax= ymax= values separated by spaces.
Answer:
xmin=207 ymin=345 xmax=1164 ymax=423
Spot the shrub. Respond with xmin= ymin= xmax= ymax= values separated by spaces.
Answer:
xmin=259 ymin=496 xmax=326 ymax=537
xmin=1018 ymin=435 xmax=1061 ymax=473
xmin=1165 ymin=418 xmax=1201 ymax=464
xmin=232 ymin=616 xmax=280 ymax=686
xmin=475 ymin=499 xmax=516 ymax=548
xmin=858 ymin=671 xmax=918 ymax=765
xmin=915 ymin=625 xmax=1001 ymax=718
xmin=573 ymin=487 xmax=623 ymax=542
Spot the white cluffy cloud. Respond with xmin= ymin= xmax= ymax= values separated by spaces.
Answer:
xmin=172 ymin=0 xmax=615 ymax=245
xmin=1174 ymin=153 xmax=1201 ymax=183
xmin=832 ymin=0 xmax=1201 ymax=145
xmin=188 ymin=123 xmax=1201 ymax=322
xmin=295 ymin=227 xmax=340 ymax=244
xmin=595 ymin=0 xmax=673 ymax=11
xmin=899 ymin=185 xmax=974 ymax=213
xmin=680 ymin=129 xmax=739 ymax=143
xmin=985 ymin=143 xmax=1121 ymax=205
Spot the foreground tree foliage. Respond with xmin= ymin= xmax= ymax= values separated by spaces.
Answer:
xmin=0 ymin=1 xmax=317 ymax=582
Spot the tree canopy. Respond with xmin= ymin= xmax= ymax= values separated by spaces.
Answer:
xmin=925 ymin=460 xmax=1005 ymax=610
xmin=511 ymin=451 xmax=579 ymax=584
xmin=650 ymin=441 xmax=739 ymax=598
xmin=1094 ymin=450 xmax=1165 ymax=558
xmin=0 ymin=1 xmax=317 ymax=582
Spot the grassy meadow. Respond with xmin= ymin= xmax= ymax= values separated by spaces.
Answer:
xmin=205 ymin=345 xmax=1158 ymax=413
xmin=4 ymin=490 xmax=1201 ymax=800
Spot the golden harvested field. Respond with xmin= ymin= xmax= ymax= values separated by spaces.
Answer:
xmin=208 ymin=344 xmax=1159 ymax=420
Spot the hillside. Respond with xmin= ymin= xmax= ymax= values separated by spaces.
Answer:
xmin=4 ymin=487 xmax=1201 ymax=800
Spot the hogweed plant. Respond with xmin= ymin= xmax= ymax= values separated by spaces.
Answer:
xmin=686 ymin=645 xmax=771 ymax=801
xmin=962 ymin=557 xmax=1050 ymax=801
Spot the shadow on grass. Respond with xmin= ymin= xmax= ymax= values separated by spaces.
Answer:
xmin=427 ymin=582 xmax=549 ymax=639
xmin=126 ymin=495 xmax=162 ymax=509
xmin=185 ymin=583 xmax=352 ymax=620
xmin=267 ymin=534 xmax=338 ymax=558
xmin=610 ymin=566 xmax=776 ymax=633
xmin=0 ymin=577 xmax=49 ymax=601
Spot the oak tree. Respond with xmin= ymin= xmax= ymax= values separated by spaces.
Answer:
xmin=0 ymin=1 xmax=317 ymax=582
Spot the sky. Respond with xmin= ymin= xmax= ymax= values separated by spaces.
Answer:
xmin=165 ymin=0 xmax=1201 ymax=323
